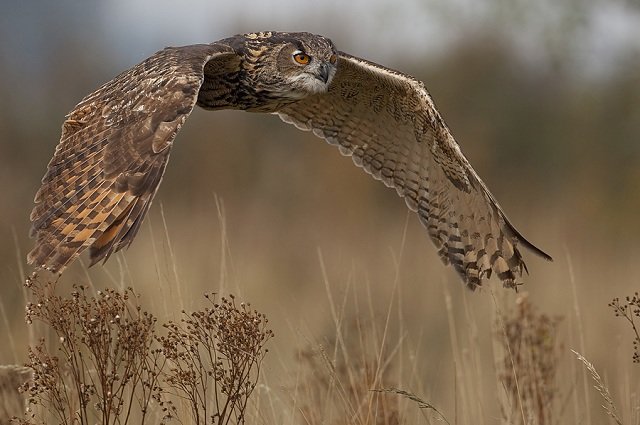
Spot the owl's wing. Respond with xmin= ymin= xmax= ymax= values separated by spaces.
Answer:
xmin=277 ymin=52 xmax=552 ymax=289
xmin=28 ymin=43 xmax=239 ymax=273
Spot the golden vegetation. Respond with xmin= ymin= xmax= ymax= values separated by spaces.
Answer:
xmin=16 ymin=275 xmax=272 ymax=425
xmin=7 ymin=275 xmax=639 ymax=424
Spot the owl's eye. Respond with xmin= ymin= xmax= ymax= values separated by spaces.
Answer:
xmin=293 ymin=51 xmax=311 ymax=65
xmin=329 ymin=54 xmax=337 ymax=64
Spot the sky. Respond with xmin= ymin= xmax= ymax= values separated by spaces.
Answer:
xmin=1 ymin=0 xmax=639 ymax=84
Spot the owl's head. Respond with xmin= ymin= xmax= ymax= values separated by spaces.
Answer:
xmin=242 ymin=32 xmax=338 ymax=99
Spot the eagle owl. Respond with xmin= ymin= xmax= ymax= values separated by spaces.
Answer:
xmin=28 ymin=31 xmax=552 ymax=289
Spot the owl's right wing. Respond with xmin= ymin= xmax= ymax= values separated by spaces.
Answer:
xmin=277 ymin=52 xmax=551 ymax=289
xmin=28 ymin=43 xmax=240 ymax=273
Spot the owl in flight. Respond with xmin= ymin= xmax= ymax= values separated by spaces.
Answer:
xmin=28 ymin=31 xmax=552 ymax=289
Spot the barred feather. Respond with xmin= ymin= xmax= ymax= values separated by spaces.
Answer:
xmin=28 ymin=44 xmax=236 ymax=272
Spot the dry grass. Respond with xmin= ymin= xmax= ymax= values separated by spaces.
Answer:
xmin=3 ymin=200 xmax=640 ymax=424
xmin=0 ymin=365 xmax=31 ymax=425
xmin=160 ymin=294 xmax=273 ymax=424
xmin=494 ymin=293 xmax=564 ymax=425
xmin=3 ymin=218 xmax=640 ymax=425
xmin=291 ymin=319 xmax=403 ymax=425
xmin=609 ymin=293 xmax=640 ymax=364
xmin=370 ymin=388 xmax=450 ymax=424
xmin=571 ymin=350 xmax=623 ymax=425
xmin=3 ymin=265 xmax=640 ymax=424
xmin=5 ymin=252 xmax=640 ymax=425
xmin=19 ymin=274 xmax=165 ymax=425
xmin=13 ymin=274 xmax=272 ymax=425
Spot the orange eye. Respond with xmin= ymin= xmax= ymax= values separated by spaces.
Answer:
xmin=329 ymin=54 xmax=337 ymax=64
xmin=293 ymin=52 xmax=310 ymax=65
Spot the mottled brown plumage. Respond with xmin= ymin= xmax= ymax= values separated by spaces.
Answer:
xmin=29 ymin=31 xmax=552 ymax=289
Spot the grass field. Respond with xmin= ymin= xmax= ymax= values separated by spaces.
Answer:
xmin=2 ymin=195 xmax=639 ymax=423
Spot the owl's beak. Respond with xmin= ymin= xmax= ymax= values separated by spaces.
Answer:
xmin=316 ymin=63 xmax=331 ymax=84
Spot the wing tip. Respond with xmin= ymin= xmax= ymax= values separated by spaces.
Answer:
xmin=519 ymin=237 xmax=553 ymax=262
xmin=503 ymin=218 xmax=553 ymax=262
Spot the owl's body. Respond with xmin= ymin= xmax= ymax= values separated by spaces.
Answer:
xmin=29 ymin=31 xmax=551 ymax=289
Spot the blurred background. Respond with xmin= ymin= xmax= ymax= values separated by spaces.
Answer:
xmin=1 ymin=0 xmax=639 ymax=422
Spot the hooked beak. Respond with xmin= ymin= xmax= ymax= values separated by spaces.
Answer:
xmin=315 ymin=63 xmax=331 ymax=84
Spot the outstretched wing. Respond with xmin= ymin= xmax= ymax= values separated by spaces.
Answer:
xmin=277 ymin=52 xmax=552 ymax=289
xmin=28 ymin=43 xmax=238 ymax=273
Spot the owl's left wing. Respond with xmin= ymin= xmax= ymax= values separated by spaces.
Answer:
xmin=277 ymin=52 xmax=551 ymax=289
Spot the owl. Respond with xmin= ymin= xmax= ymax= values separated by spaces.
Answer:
xmin=28 ymin=31 xmax=552 ymax=289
